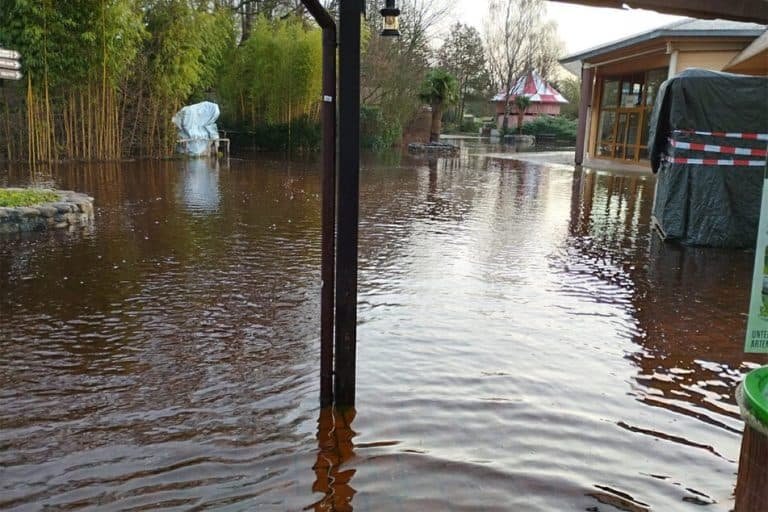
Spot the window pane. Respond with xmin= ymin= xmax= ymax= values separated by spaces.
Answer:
xmin=639 ymin=147 xmax=649 ymax=160
xmin=597 ymin=143 xmax=613 ymax=157
xmin=621 ymin=80 xmax=643 ymax=107
xmin=645 ymin=68 xmax=667 ymax=106
xmin=601 ymin=80 xmax=619 ymax=108
xmin=616 ymin=112 xmax=628 ymax=141
xmin=627 ymin=112 xmax=640 ymax=146
xmin=598 ymin=110 xmax=617 ymax=144
xmin=641 ymin=109 xmax=651 ymax=146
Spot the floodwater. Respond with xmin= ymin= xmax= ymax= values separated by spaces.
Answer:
xmin=1 ymin=141 xmax=766 ymax=511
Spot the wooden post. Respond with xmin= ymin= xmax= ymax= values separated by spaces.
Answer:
xmin=735 ymin=374 xmax=768 ymax=512
xmin=300 ymin=0 xmax=337 ymax=408
xmin=575 ymin=65 xmax=594 ymax=166
xmin=334 ymin=0 xmax=363 ymax=408
xmin=735 ymin=424 xmax=768 ymax=511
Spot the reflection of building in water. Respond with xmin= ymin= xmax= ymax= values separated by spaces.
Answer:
xmin=565 ymin=168 xmax=767 ymax=429
xmin=178 ymin=159 xmax=220 ymax=213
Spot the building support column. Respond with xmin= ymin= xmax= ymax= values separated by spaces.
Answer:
xmin=575 ymin=65 xmax=594 ymax=166
xmin=668 ymin=46 xmax=679 ymax=79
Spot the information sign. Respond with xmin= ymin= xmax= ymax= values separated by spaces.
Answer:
xmin=745 ymin=159 xmax=768 ymax=353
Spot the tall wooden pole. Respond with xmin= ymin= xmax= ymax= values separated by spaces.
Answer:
xmin=334 ymin=0 xmax=362 ymax=407
xmin=301 ymin=0 xmax=336 ymax=407
xmin=575 ymin=65 xmax=594 ymax=166
xmin=319 ymin=26 xmax=337 ymax=408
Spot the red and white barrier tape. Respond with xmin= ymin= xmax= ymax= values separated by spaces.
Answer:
xmin=668 ymin=138 xmax=768 ymax=157
xmin=664 ymin=156 xmax=766 ymax=167
xmin=673 ymin=129 xmax=768 ymax=141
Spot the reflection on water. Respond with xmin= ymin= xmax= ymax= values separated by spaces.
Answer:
xmin=1 ymin=147 xmax=766 ymax=510
xmin=179 ymin=158 xmax=221 ymax=213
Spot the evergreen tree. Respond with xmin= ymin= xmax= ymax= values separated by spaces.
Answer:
xmin=437 ymin=23 xmax=490 ymax=124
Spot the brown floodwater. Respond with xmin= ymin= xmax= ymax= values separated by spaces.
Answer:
xmin=1 ymin=141 xmax=766 ymax=511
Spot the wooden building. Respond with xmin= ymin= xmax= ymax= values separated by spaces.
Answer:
xmin=560 ymin=19 xmax=766 ymax=166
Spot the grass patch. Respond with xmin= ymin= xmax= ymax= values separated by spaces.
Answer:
xmin=0 ymin=189 xmax=59 ymax=207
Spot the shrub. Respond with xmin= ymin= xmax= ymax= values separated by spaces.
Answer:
xmin=361 ymin=106 xmax=402 ymax=151
xmin=228 ymin=116 xmax=320 ymax=152
xmin=0 ymin=189 xmax=59 ymax=207
xmin=521 ymin=115 xmax=578 ymax=142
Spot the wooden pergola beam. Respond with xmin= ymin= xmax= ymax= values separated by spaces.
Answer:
xmin=552 ymin=0 xmax=768 ymax=24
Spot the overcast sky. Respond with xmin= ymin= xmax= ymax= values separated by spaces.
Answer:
xmin=446 ymin=1 xmax=685 ymax=55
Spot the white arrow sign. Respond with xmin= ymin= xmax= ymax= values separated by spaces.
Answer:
xmin=0 ymin=69 xmax=22 ymax=80
xmin=0 ymin=58 xmax=21 ymax=70
xmin=0 ymin=48 xmax=21 ymax=60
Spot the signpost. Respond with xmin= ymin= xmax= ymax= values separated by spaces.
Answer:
xmin=745 ymin=158 xmax=768 ymax=354
xmin=0 ymin=48 xmax=22 ymax=81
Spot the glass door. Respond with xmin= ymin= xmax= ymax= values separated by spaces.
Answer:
xmin=594 ymin=68 xmax=666 ymax=163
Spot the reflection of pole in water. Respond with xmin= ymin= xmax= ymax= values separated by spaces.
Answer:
xmin=428 ymin=157 xmax=437 ymax=195
xmin=309 ymin=407 xmax=357 ymax=511
xmin=569 ymin=167 xmax=596 ymax=237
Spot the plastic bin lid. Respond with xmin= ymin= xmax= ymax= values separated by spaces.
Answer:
xmin=743 ymin=366 xmax=768 ymax=427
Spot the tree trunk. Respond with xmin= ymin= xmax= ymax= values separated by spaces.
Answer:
xmin=430 ymin=103 xmax=442 ymax=143
xmin=502 ymin=97 xmax=510 ymax=132
xmin=241 ymin=2 xmax=255 ymax=43
xmin=517 ymin=111 xmax=524 ymax=134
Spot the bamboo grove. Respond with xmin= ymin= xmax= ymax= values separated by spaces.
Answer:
xmin=0 ymin=1 xmax=325 ymax=162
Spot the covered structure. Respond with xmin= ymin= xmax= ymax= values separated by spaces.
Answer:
xmin=647 ymin=69 xmax=768 ymax=247
xmin=491 ymin=70 xmax=568 ymax=129
xmin=560 ymin=18 xmax=765 ymax=166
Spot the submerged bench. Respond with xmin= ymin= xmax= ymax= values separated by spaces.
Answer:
xmin=177 ymin=138 xmax=230 ymax=158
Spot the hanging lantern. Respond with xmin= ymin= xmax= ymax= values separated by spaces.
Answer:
xmin=380 ymin=0 xmax=400 ymax=37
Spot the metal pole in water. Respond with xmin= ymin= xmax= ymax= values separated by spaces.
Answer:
xmin=334 ymin=0 xmax=363 ymax=407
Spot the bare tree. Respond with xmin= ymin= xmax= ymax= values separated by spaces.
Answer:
xmin=484 ymin=0 xmax=561 ymax=131
xmin=360 ymin=0 xmax=453 ymax=129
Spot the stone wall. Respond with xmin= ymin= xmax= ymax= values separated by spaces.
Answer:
xmin=0 ymin=189 xmax=94 ymax=235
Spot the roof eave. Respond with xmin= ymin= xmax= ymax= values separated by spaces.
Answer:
xmin=560 ymin=29 xmax=764 ymax=64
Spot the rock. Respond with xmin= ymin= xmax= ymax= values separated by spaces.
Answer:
xmin=18 ymin=207 xmax=41 ymax=217
xmin=51 ymin=202 xmax=75 ymax=213
xmin=38 ymin=205 xmax=57 ymax=218
xmin=0 ymin=187 xmax=95 ymax=235
xmin=0 ymin=222 xmax=18 ymax=234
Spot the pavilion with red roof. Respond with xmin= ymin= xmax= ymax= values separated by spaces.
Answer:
xmin=491 ymin=70 xmax=568 ymax=129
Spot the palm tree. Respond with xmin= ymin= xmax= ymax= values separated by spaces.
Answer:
xmin=514 ymin=95 xmax=532 ymax=134
xmin=419 ymin=68 xmax=459 ymax=143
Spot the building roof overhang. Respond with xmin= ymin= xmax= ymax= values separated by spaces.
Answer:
xmin=560 ymin=19 xmax=765 ymax=66
xmin=552 ymin=1 xmax=768 ymax=25
xmin=724 ymin=30 xmax=768 ymax=74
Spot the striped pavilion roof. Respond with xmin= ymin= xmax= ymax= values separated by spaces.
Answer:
xmin=491 ymin=70 xmax=568 ymax=104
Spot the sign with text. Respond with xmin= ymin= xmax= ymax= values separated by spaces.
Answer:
xmin=0 ymin=48 xmax=22 ymax=80
xmin=745 ymin=165 xmax=768 ymax=353
xmin=0 ymin=48 xmax=21 ymax=60
xmin=0 ymin=69 xmax=22 ymax=80
xmin=0 ymin=58 xmax=21 ymax=70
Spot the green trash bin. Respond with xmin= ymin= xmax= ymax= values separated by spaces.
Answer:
xmin=735 ymin=366 xmax=768 ymax=512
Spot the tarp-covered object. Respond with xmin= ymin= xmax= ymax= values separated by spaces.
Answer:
xmin=172 ymin=101 xmax=220 ymax=156
xmin=648 ymin=69 xmax=768 ymax=248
